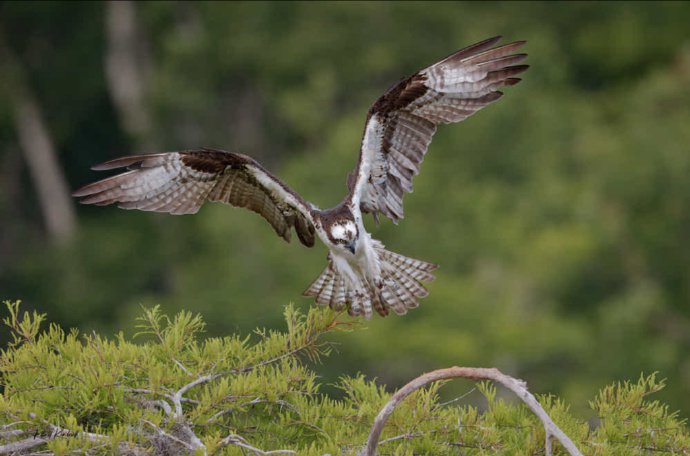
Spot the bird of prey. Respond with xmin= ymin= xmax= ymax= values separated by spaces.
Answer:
xmin=73 ymin=36 xmax=528 ymax=319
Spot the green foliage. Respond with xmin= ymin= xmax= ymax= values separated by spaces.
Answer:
xmin=2 ymin=300 xmax=45 ymax=347
xmin=1 ymin=301 xmax=689 ymax=454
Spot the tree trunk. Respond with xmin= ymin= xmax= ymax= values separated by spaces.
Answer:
xmin=13 ymin=94 xmax=77 ymax=244
xmin=0 ymin=27 xmax=77 ymax=245
xmin=105 ymin=0 xmax=155 ymax=152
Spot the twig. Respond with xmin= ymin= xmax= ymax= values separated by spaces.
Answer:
xmin=173 ymin=374 xmax=218 ymax=418
xmin=126 ymin=387 xmax=198 ymax=407
xmin=216 ymin=434 xmax=296 ymax=455
xmin=438 ymin=387 xmax=476 ymax=407
xmin=361 ymin=366 xmax=583 ymax=456
xmin=447 ymin=441 xmax=499 ymax=450
xmin=172 ymin=358 xmax=191 ymax=376
xmin=225 ymin=336 xmax=325 ymax=377
xmin=205 ymin=397 xmax=297 ymax=425
xmin=378 ymin=432 xmax=423 ymax=445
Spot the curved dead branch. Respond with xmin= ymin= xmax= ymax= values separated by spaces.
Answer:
xmin=362 ymin=366 xmax=583 ymax=456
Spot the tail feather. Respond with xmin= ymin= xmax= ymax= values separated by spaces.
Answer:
xmin=382 ymin=275 xmax=414 ymax=315
xmin=391 ymin=268 xmax=428 ymax=299
xmin=330 ymin=277 xmax=347 ymax=311
xmin=303 ymin=261 xmax=332 ymax=297
xmin=304 ymin=246 xmax=437 ymax=318
xmin=370 ymin=286 xmax=389 ymax=317
xmin=391 ymin=261 xmax=435 ymax=282
xmin=317 ymin=274 xmax=336 ymax=306
xmin=379 ymin=287 xmax=403 ymax=315
xmin=380 ymin=249 xmax=437 ymax=272
xmin=349 ymin=291 xmax=366 ymax=317
xmin=391 ymin=271 xmax=426 ymax=307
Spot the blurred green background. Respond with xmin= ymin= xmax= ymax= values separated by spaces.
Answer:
xmin=1 ymin=1 xmax=689 ymax=419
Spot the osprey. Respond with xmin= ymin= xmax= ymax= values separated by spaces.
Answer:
xmin=73 ymin=36 xmax=528 ymax=319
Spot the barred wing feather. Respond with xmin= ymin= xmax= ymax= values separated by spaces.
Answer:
xmin=349 ymin=36 xmax=528 ymax=223
xmin=72 ymin=149 xmax=316 ymax=247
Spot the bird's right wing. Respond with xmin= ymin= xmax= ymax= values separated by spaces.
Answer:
xmin=72 ymin=148 xmax=316 ymax=247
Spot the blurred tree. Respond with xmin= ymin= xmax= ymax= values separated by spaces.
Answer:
xmin=105 ymin=0 xmax=155 ymax=151
xmin=0 ymin=26 xmax=76 ymax=245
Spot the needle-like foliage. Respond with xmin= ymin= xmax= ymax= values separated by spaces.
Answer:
xmin=1 ymin=300 xmax=688 ymax=455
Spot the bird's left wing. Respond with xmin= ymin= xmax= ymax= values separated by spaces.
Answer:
xmin=347 ymin=36 xmax=528 ymax=223
xmin=73 ymin=149 xmax=316 ymax=246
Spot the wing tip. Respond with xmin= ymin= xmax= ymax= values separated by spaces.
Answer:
xmin=443 ymin=35 xmax=502 ymax=62
xmin=479 ymin=36 xmax=528 ymax=50
xmin=508 ymin=64 xmax=530 ymax=73
xmin=90 ymin=153 xmax=166 ymax=171
xmin=71 ymin=184 xmax=97 ymax=197
xmin=91 ymin=158 xmax=131 ymax=171
xmin=78 ymin=194 xmax=108 ymax=205
xmin=91 ymin=160 xmax=138 ymax=171
xmin=481 ymin=35 xmax=503 ymax=46
xmin=504 ymin=77 xmax=522 ymax=86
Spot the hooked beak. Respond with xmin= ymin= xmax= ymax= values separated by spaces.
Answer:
xmin=346 ymin=240 xmax=356 ymax=254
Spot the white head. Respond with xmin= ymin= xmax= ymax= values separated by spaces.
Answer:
xmin=329 ymin=220 xmax=358 ymax=254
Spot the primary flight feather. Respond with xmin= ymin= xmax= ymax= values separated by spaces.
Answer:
xmin=73 ymin=36 xmax=528 ymax=319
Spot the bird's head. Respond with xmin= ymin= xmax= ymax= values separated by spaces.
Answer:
xmin=329 ymin=220 xmax=359 ymax=254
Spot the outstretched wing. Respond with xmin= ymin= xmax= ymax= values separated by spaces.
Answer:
xmin=72 ymin=149 xmax=316 ymax=247
xmin=348 ymin=36 xmax=528 ymax=222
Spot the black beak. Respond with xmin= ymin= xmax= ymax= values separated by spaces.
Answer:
xmin=346 ymin=240 xmax=356 ymax=254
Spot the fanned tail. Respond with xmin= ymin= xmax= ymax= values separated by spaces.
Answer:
xmin=376 ymin=246 xmax=437 ymax=316
xmin=303 ymin=244 xmax=437 ymax=318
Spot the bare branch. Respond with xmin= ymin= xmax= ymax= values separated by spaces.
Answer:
xmin=437 ymin=387 xmax=476 ymax=407
xmin=131 ymin=384 xmax=207 ymax=453
xmin=216 ymin=434 xmax=296 ymax=455
xmin=172 ymin=421 xmax=206 ymax=453
xmin=142 ymin=419 xmax=193 ymax=451
xmin=0 ymin=429 xmax=26 ymax=440
xmin=0 ymin=436 xmax=48 ymax=455
xmin=154 ymin=399 xmax=174 ymax=417
xmin=378 ymin=432 xmax=423 ymax=445
xmin=361 ymin=366 xmax=584 ymax=456
xmin=0 ymin=414 xmax=147 ymax=456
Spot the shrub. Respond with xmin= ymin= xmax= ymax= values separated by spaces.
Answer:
xmin=1 ymin=300 xmax=688 ymax=455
